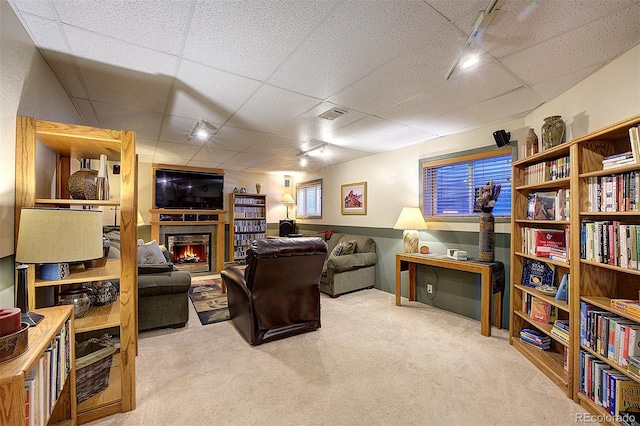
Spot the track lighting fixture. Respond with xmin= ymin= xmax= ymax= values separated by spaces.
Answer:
xmin=297 ymin=143 xmax=329 ymax=167
xmin=188 ymin=119 xmax=217 ymax=142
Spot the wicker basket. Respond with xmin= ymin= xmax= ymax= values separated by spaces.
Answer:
xmin=75 ymin=335 xmax=118 ymax=404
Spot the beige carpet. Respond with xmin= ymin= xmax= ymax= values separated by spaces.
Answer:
xmin=89 ymin=288 xmax=587 ymax=426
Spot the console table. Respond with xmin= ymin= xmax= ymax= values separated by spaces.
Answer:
xmin=395 ymin=253 xmax=502 ymax=337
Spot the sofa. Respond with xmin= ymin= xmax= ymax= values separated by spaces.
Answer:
xmin=105 ymin=229 xmax=192 ymax=331
xmin=320 ymin=233 xmax=377 ymax=297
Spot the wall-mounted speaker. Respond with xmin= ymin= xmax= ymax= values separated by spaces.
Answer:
xmin=279 ymin=220 xmax=295 ymax=237
xmin=493 ymin=129 xmax=511 ymax=147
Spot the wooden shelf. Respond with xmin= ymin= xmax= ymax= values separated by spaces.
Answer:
xmin=514 ymin=252 xmax=570 ymax=268
xmin=76 ymin=295 xmax=121 ymax=333
xmin=515 ymin=177 xmax=571 ymax=191
xmin=511 ymin=338 xmax=569 ymax=394
xmin=35 ymin=258 xmax=121 ymax=287
xmin=579 ymin=259 xmax=640 ymax=276
xmin=514 ymin=310 xmax=570 ymax=347
xmin=514 ymin=283 xmax=570 ymax=312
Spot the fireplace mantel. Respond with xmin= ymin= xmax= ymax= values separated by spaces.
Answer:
xmin=149 ymin=209 xmax=226 ymax=272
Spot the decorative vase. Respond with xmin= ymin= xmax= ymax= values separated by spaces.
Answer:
xmin=96 ymin=154 xmax=109 ymax=200
xmin=68 ymin=169 xmax=98 ymax=199
xmin=255 ymin=183 xmax=262 ymax=194
xmin=59 ymin=286 xmax=92 ymax=318
xmin=479 ymin=207 xmax=495 ymax=262
xmin=541 ymin=115 xmax=565 ymax=150
xmin=525 ymin=128 xmax=539 ymax=157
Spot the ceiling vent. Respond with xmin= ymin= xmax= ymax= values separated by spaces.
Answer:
xmin=318 ymin=108 xmax=348 ymax=121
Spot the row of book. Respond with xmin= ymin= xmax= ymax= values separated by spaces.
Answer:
xmin=551 ymin=319 xmax=570 ymax=343
xmin=24 ymin=319 xmax=72 ymax=426
xmin=520 ymin=227 xmax=568 ymax=260
xmin=519 ymin=328 xmax=551 ymax=349
xmin=580 ymin=221 xmax=640 ymax=270
xmin=580 ymin=302 xmax=640 ymax=367
xmin=523 ymin=155 xmax=571 ymax=185
xmin=586 ymin=172 xmax=639 ymax=213
xmin=579 ymin=350 xmax=640 ymax=424
xmin=527 ymin=189 xmax=570 ymax=221
xmin=523 ymin=294 xmax=558 ymax=324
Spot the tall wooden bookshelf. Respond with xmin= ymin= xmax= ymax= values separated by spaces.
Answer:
xmin=228 ymin=193 xmax=267 ymax=262
xmin=14 ymin=116 xmax=137 ymax=423
xmin=0 ymin=305 xmax=75 ymax=426
xmin=510 ymin=114 xmax=640 ymax=415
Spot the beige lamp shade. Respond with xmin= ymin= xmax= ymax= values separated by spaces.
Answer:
xmin=16 ymin=208 xmax=104 ymax=263
xmin=137 ymin=211 xmax=145 ymax=226
xmin=281 ymin=193 xmax=295 ymax=204
xmin=393 ymin=207 xmax=428 ymax=253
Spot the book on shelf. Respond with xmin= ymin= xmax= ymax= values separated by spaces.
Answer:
xmin=612 ymin=299 xmax=640 ymax=318
xmin=587 ymin=173 xmax=639 ymax=213
xmin=520 ymin=328 xmax=551 ymax=349
xmin=521 ymin=257 xmax=555 ymax=288
xmin=555 ymin=273 xmax=569 ymax=302
xmin=629 ymin=126 xmax=640 ymax=165
xmin=551 ymin=321 xmax=569 ymax=343
xmin=527 ymin=191 xmax=565 ymax=220
xmin=530 ymin=297 xmax=557 ymax=324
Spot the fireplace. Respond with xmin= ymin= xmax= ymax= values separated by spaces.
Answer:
xmin=165 ymin=233 xmax=211 ymax=273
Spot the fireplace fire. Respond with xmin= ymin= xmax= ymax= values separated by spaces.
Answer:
xmin=165 ymin=233 xmax=211 ymax=273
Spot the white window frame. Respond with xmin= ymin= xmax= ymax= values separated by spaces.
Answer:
xmin=296 ymin=178 xmax=322 ymax=219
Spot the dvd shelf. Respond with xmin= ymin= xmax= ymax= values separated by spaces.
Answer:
xmin=228 ymin=193 xmax=267 ymax=262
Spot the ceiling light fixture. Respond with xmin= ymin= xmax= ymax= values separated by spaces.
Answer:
xmin=445 ymin=0 xmax=504 ymax=80
xmin=188 ymin=119 xmax=217 ymax=142
xmin=297 ymin=143 xmax=329 ymax=167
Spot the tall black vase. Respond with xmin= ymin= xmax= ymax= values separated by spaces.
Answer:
xmin=479 ymin=207 xmax=495 ymax=262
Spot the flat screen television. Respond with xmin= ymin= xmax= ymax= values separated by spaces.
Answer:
xmin=154 ymin=169 xmax=224 ymax=210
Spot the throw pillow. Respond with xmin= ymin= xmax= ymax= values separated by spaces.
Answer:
xmin=330 ymin=240 xmax=356 ymax=257
xmin=137 ymin=240 xmax=167 ymax=265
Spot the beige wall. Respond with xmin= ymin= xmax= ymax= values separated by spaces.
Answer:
xmin=0 ymin=0 xmax=81 ymax=305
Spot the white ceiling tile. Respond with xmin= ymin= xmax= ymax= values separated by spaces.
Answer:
xmin=151 ymin=156 xmax=189 ymax=167
xmin=11 ymin=0 xmax=57 ymax=19
xmin=360 ymin=126 xmax=437 ymax=153
xmin=137 ymin=154 xmax=155 ymax=164
xmin=500 ymin=5 xmax=640 ymax=85
xmin=190 ymin=147 xmax=237 ymax=164
xmin=226 ymin=85 xmax=321 ymax=133
xmin=245 ymin=135 xmax=300 ymax=157
xmin=183 ymin=0 xmax=337 ymax=81
xmin=223 ymin=152 xmax=270 ymax=167
xmin=425 ymin=0 xmax=486 ymax=23
xmin=217 ymin=163 xmax=249 ymax=172
xmin=269 ymin=0 xmax=450 ymax=99
xmin=52 ymin=0 xmax=191 ymax=55
xmin=169 ymin=60 xmax=262 ymax=124
xmin=155 ymin=141 xmax=201 ymax=160
xmin=159 ymin=115 xmax=221 ymax=146
xmin=274 ymin=102 xmax=367 ymax=141
xmin=70 ymin=98 xmax=98 ymax=126
xmin=205 ymin=126 xmax=268 ymax=152
xmin=92 ymin=102 xmax=164 ymax=141
xmin=327 ymin=117 xmax=405 ymax=148
xmin=531 ymin=64 xmax=602 ymax=102
xmin=328 ymin=25 xmax=462 ymax=114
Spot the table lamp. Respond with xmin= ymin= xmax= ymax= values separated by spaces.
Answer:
xmin=282 ymin=193 xmax=295 ymax=219
xmin=15 ymin=208 xmax=104 ymax=325
xmin=393 ymin=207 xmax=428 ymax=253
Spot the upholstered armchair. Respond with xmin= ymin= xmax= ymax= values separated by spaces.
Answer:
xmin=221 ymin=237 xmax=327 ymax=345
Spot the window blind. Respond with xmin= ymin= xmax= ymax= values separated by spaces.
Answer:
xmin=423 ymin=148 xmax=512 ymax=217
xmin=296 ymin=179 xmax=322 ymax=218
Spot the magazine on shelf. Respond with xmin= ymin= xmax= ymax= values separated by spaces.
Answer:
xmin=521 ymin=257 xmax=555 ymax=288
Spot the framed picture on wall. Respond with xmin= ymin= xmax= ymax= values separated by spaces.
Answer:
xmin=341 ymin=182 xmax=367 ymax=215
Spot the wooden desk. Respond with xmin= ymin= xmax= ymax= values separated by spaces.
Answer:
xmin=395 ymin=253 xmax=501 ymax=337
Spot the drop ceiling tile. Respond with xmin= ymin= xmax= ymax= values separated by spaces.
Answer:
xmin=138 ymin=154 xmax=155 ymax=164
xmin=328 ymin=116 xmax=405 ymax=148
xmin=159 ymin=115 xmax=222 ymax=146
xmin=70 ymin=98 xmax=98 ymax=126
xmin=63 ymin=26 xmax=177 ymax=111
xmin=425 ymin=0 xmax=486 ymax=23
xmin=269 ymin=0 xmax=450 ymax=99
xmin=11 ymin=0 xmax=57 ymax=19
xmin=501 ymin=5 xmax=640 ymax=85
xmin=483 ymin=0 xmax=639 ymax=59
xmin=190 ymin=147 xmax=237 ymax=164
xmin=169 ymin=60 xmax=262 ymax=124
xmin=358 ymin=126 xmax=437 ymax=153
xmin=328 ymin=24 xmax=462 ymax=114
xmin=187 ymin=159 xmax=224 ymax=169
xmin=151 ymin=155 xmax=188 ymax=167
xmin=155 ymin=141 xmax=201 ymax=160
xmin=531 ymin=64 xmax=602 ymax=102
xmin=274 ymin=102 xmax=367 ymax=141
xmin=92 ymin=102 xmax=164 ymax=141
xmin=226 ymin=85 xmax=321 ymax=133
xmin=245 ymin=135 xmax=300 ymax=157
xmin=136 ymin=140 xmax=157 ymax=156
xmin=223 ymin=152 xmax=270 ymax=167
xmin=217 ymin=163 xmax=249 ymax=172
xmin=378 ymin=61 xmax=526 ymax=130
xmin=205 ymin=126 xmax=268 ymax=152
xmin=52 ymin=0 xmax=190 ymax=55
xmin=183 ymin=0 xmax=337 ymax=80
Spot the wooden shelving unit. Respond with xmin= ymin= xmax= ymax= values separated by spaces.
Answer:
xmin=510 ymin=114 xmax=640 ymax=418
xmin=0 ymin=305 xmax=75 ymax=426
xmin=228 ymin=193 xmax=267 ymax=262
xmin=14 ymin=116 xmax=137 ymax=424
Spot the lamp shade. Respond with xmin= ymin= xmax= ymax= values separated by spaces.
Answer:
xmin=393 ymin=207 xmax=428 ymax=230
xmin=137 ymin=211 xmax=145 ymax=226
xmin=16 ymin=208 xmax=104 ymax=263
xmin=281 ymin=193 xmax=295 ymax=204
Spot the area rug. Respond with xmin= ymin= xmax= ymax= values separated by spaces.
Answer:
xmin=189 ymin=277 xmax=230 ymax=326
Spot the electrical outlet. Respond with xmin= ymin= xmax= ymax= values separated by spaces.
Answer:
xmin=427 ymin=284 xmax=433 ymax=294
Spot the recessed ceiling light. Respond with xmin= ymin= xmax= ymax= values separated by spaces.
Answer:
xmin=318 ymin=108 xmax=348 ymax=121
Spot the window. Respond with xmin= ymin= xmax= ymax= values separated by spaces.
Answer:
xmin=422 ymin=147 xmax=512 ymax=217
xmin=296 ymin=179 xmax=322 ymax=218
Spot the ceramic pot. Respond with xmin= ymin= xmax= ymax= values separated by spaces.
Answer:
xmin=525 ymin=128 xmax=539 ymax=157
xmin=541 ymin=116 xmax=565 ymax=150
xmin=479 ymin=207 xmax=495 ymax=262
xmin=69 ymin=169 xmax=98 ymax=200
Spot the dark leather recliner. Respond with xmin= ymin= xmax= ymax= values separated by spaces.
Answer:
xmin=221 ymin=237 xmax=327 ymax=345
